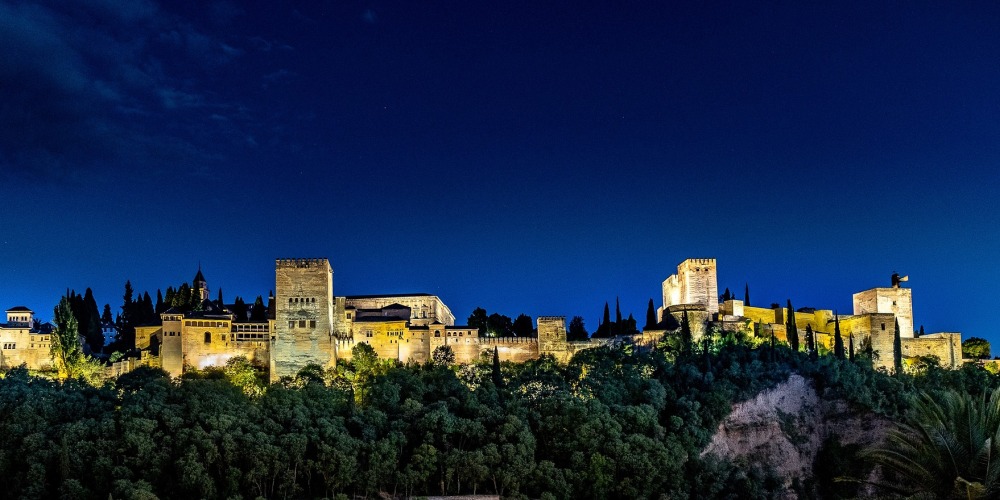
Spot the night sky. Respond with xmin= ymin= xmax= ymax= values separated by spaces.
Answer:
xmin=2 ymin=1 xmax=999 ymax=349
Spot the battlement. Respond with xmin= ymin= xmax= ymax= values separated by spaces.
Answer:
xmin=276 ymin=258 xmax=330 ymax=269
xmin=537 ymin=316 xmax=566 ymax=322
xmin=680 ymin=258 xmax=716 ymax=266
xmin=477 ymin=336 xmax=539 ymax=345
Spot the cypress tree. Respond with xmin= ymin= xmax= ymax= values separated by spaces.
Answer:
xmin=848 ymin=333 xmax=855 ymax=362
xmin=918 ymin=325 xmax=925 ymax=337
xmin=614 ymin=297 xmax=622 ymax=336
xmin=833 ymin=313 xmax=845 ymax=360
xmin=603 ymin=302 xmax=611 ymax=327
xmin=101 ymin=304 xmax=113 ymax=325
xmin=893 ymin=318 xmax=903 ymax=374
xmin=645 ymin=299 xmax=656 ymax=330
xmin=744 ymin=283 xmax=750 ymax=306
xmin=155 ymin=289 xmax=165 ymax=314
xmin=492 ymin=346 xmax=502 ymax=389
xmin=806 ymin=324 xmax=817 ymax=360
xmin=680 ymin=310 xmax=692 ymax=357
xmin=217 ymin=289 xmax=225 ymax=309
xmin=786 ymin=299 xmax=799 ymax=352
xmin=142 ymin=292 xmax=154 ymax=323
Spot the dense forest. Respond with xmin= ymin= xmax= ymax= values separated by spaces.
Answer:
xmin=1 ymin=327 xmax=999 ymax=499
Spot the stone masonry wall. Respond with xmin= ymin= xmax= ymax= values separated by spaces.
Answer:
xmin=273 ymin=259 xmax=336 ymax=382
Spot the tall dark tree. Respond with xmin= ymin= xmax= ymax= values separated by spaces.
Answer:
xmin=491 ymin=346 xmax=502 ymax=389
xmin=52 ymin=295 xmax=83 ymax=379
xmin=624 ymin=313 xmax=638 ymax=335
xmin=487 ymin=313 xmax=513 ymax=337
xmin=680 ymin=310 xmax=692 ymax=356
xmin=848 ymin=333 xmax=855 ymax=362
xmin=118 ymin=280 xmax=137 ymax=350
xmin=231 ymin=297 xmax=248 ymax=322
xmin=217 ymin=289 xmax=224 ymax=310
xmin=155 ymin=289 xmax=165 ymax=314
xmin=805 ymin=324 xmax=817 ymax=360
xmin=468 ymin=307 xmax=489 ymax=336
xmin=720 ymin=288 xmax=732 ymax=302
xmin=919 ymin=325 xmax=925 ymax=337
xmin=250 ymin=296 xmax=267 ymax=322
xmin=593 ymin=302 xmax=612 ymax=338
xmin=567 ymin=316 xmax=588 ymax=341
xmin=101 ymin=304 xmax=113 ymax=325
xmin=744 ymin=283 xmax=750 ymax=306
xmin=893 ymin=318 xmax=903 ymax=375
xmin=173 ymin=283 xmax=191 ymax=309
xmin=142 ymin=292 xmax=155 ymax=324
xmin=164 ymin=286 xmax=176 ymax=309
xmin=645 ymin=299 xmax=657 ymax=330
xmin=614 ymin=297 xmax=622 ymax=336
xmin=833 ymin=314 xmax=845 ymax=360
xmin=512 ymin=314 xmax=533 ymax=337
xmin=786 ymin=299 xmax=799 ymax=352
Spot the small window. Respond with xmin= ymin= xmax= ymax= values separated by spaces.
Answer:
xmin=434 ymin=331 xmax=440 ymax=337
xmin=881 ymin=323 xmax=886 ymax=331
xmin=288 ymin=321 xmax=295 ymax=329
xmin=299 ymin=320 xmax=306 ymax=328
xmin=309 ymin=320 xmax=316 ymax=328
xmin=204 ymin=332 xmax=211 ymax=343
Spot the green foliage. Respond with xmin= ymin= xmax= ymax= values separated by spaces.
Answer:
xmin=865 ymin=386 xmax=1000 ymax=498
xmin=567 ymin=316 xmax=588 ymax=341
xmin=432 ymin=345 xmax=456 ymax=366
xmin=10 ymin=324 xmax=1000 ymax=499
xmin=512 ymin=313 xmax=534 ymax=337
xmin=964 ymin=337 xmax=992 ymax=360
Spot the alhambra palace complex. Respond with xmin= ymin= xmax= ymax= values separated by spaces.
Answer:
xmin=1 ymin=258 xmax=963 ymax=380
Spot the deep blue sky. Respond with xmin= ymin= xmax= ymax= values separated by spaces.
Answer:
xmin=1 ymin=1 xmax=998 ymax=348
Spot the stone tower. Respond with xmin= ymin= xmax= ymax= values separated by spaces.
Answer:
xmin=537 ymin=316 xmax=570 ymax=361
xmin=272 ymin=258 xmax=336 ymax=381
xmin=659 ymin=258 xmax=719 ymax=318
xmin=852 ymin=273 xmax=914 ymax=337
xmin=193 ymin=265 xmax=210 ymax=302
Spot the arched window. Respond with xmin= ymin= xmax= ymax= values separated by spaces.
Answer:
xmin=204 ymin=332 xmax=211 ymax=343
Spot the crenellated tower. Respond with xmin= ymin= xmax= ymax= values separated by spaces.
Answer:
xmin=272 ymin=258 xmax=336 ymax=381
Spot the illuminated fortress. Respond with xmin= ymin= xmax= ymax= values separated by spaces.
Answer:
xmin=119 ymin=256 xmax=962 ymax=379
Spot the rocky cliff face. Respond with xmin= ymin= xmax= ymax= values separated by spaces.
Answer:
xmin=702 ymin=374 xmax=890 ymax=496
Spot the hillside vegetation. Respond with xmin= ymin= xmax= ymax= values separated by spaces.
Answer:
xmin=0 ymin=329 xmax=997 ymax=499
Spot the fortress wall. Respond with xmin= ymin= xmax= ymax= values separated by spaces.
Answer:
xmin=902 ymin=333 xmax=961 ymax=368
xmin=743 ymin=306 xmax=780 ymax=326
xmin=398 ymin=331 xmax=430 ymax=364
xmin=476 ymin=337 xmax=540 ymax=363
xmin=665 ymin=307 xmax=710 ymax=341
xmin=273 ymin=259 xmax=336 ymax=381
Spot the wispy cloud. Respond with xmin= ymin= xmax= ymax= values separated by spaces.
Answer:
xmin=0 ymin=0 xmax=255 ymax=183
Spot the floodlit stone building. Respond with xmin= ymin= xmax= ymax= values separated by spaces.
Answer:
xmin=0 ymin=307 xmax=55 ymax=370
xmin=656 ymin=258 xmax=962 ymax=372
xmin=129 ymin=257 xmax=963 ymax=379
